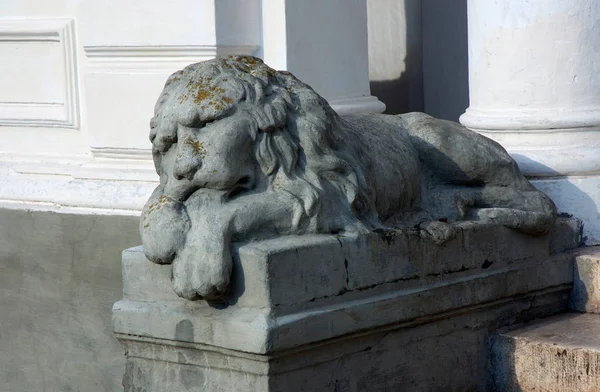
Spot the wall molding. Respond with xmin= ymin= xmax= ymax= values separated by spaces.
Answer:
xmin=0 ymin=18 xmax=79 ymax=128
xmin=84 ymin=45 xmax=260 ymax=73
xmin=90 ymin=147 xmax=153 ymax=160
xmin=0 ymin=153 xmax=157 ymax=215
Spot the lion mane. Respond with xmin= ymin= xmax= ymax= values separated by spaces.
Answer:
xmin=150 ymin=55 xmax=381 ymax=236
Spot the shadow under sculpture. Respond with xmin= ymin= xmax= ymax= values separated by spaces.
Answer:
xmin=141 ymin=55 xmax=557 ymax=301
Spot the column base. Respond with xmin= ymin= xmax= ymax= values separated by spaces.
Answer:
xmin=329 ymin=96 xmax=386 ymax=115
xmin=459 ymin=107 xmax=600 ymax=176
xmin=473 ymin=128 xmax=600 ymax=177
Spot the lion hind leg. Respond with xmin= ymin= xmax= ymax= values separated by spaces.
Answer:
xmin=473 ymin=187 xmax=557 ymax=234
xmin=469 ymin=207 xmax=555 ymax=236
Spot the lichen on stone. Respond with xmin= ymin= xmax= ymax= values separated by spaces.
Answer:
xmin=184 ymin=137 xmax=206 ymax=156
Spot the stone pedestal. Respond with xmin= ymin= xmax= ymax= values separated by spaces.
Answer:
xmin=113 ymin=218 xmax=581 ymax=391
xmin=459 ymin=0 xmax=600 ymax=244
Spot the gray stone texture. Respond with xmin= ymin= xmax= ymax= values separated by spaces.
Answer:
xmin=0 ymin=208 xmax=140 ymax=392
xmin=115 ymin=218 xmax=582 ymax=391
xmin=122 ymin=291 xmax=568 ymax=392
xmin=142 ymin=55 xmax=558 ymax=302
xmin=492 ymin=312 xmax=600 ymax=392
xmin=570 ymin=247 xmax=600 ymax=313
xmin=124 ymin=56 xmax=568 ymax=390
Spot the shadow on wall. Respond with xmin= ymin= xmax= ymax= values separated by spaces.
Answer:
xmin=369 ymin=0 xmax=469 ymax=120
xmin=421 ymin=0 xmax=469 ymax=122
xmin=369 ymin=0 xmax=424 ymax=114
xmin=515 ymin=154 xmax=596 ymax=244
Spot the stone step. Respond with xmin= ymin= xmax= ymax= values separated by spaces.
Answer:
xmin=491 ymin=313 xmax=600 ymax=392
xmin=570 ymin=246 xmax=600 ymax=313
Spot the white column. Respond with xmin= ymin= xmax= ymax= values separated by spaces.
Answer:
xmin=460 ymin=0 xmax=600 ymax=177
xmin=460 ymin=0 xmax=600 ymax=243
xmin=262 ymin=0 xmax=385 ymax=115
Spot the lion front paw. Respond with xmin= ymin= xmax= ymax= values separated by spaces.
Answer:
xmin=171 ymin=243 xmax=233 ymax=301
xmin=141 ymin=192 xmax=191 ymax=265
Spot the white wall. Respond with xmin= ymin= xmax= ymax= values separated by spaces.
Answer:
xmin=0 ymin=0 xmax=259 ymax=215
xmin=1 ymin=0 xmax=384 ymax=214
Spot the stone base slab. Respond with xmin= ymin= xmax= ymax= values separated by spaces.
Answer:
xmin=120 ymin=289 xmax=570 ymax=392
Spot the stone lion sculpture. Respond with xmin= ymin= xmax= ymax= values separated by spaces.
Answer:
xmin=141 ymin=55 xmax=556 ymax=301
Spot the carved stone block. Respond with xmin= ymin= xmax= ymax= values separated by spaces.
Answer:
xmin=114 ymin=218 xmax=581 ymax=391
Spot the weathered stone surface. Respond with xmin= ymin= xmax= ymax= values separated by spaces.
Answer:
xmin=118 ymin=289 xmax=570 ymax=392
xmin=491 ymin=313 xmax=600 ymax=392
xmin=115 ymin=218 xmax=581 ymax=391
xmin=141 ymin=55 xmax=558 ymax=301
xmin=121 ymin=55 xmax=573 ymax=391
xmin=570 ymin=246 xmax=600 ymax=313
xmin=115 ymin=219 xmax=579 ymax=354
xmin=550 ymin=215 xmax=584 ymax=254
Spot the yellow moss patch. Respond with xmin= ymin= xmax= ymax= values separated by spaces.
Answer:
xmin=184 ymin=137 xmax=202 ymax=154
xmin=147 ymin=194 xmax=171 ymax=213
xmin=186 ymin=77 xmax=227 ymax=106
xmin=181 ymin=73 xmax=236 ymax=111
xmin=237 ymin=56 xmax=259 ymax=67
xmin=184 ymin=137 xmax=207 ymax=157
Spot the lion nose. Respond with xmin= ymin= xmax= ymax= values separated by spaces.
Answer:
xmin=173 ymin=149 xmax=202 ymax=181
